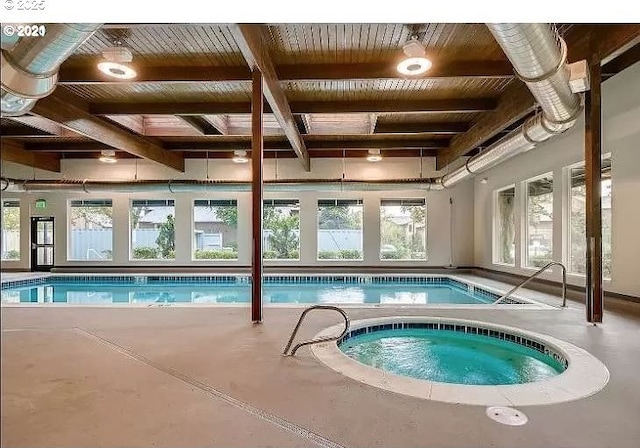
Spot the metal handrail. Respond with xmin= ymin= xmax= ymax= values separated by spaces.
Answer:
xmin=283 ymin=305 xmax=350 ymax=356
xmin=494 ymin=261 xmax=567 ymax=307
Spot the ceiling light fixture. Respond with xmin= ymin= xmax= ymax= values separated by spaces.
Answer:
xmin=397 ymin=37 xmax=432 ymax=76
xmin=366 ymin=149 xmax=382 ymax=162
xmin=232 ymin=150 xmax=249 ymax=164
xmin=99 ymin=150 xmax=117 ymax=163
xmin=97 ymin=46 xmax=137 ymax=80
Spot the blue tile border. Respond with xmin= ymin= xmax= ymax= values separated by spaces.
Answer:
xmin=338 ymin=322 xmax=568 ymax=370
xmin=0 ymin=274 xmax=527 ymax=304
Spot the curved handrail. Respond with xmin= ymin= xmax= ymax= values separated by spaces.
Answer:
xmin=494 ymin=261 xmax=567 ymax=307
xmin=283 ymin=305 xmax=350 ymax=356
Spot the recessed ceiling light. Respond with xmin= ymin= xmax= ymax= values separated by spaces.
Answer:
xmin=397 ymin=37 xmax=432 ymax=76
xmin=99 ymin=150 xmax=117 ymax=163
xmin=367 ymin=149 xmax=382 ymax=162
xmin=232 ymin=150 xmax=249 ymax=164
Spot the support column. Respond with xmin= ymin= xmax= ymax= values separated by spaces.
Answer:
xmin=585 ymin=50 xmax=603 ymax=323
xmin=251 ymin=69 xmax=264 ymax=323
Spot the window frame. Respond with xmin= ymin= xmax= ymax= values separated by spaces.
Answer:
xmin=316 ymin=198 xmax=364 ymax=261
xmin=523 ymin=172 xmax=554 ymax=269
xmin=129 ymin=199 xmax=176 ymax=261
xmin=379 ymin=198 xmax=427 ymax=262
xmin=67 ymin=199 xmax=114 ymax=262
xmin=492 ymin=184 xmax=516 ymax=267
xmin=192 ymin=199 xmax=239 ymax=261
xmin=1 ymin=199 xmax=21 ymax=261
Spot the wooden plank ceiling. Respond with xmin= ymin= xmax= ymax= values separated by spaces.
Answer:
xmin=2 ymin=23 xmax=639 ymax=172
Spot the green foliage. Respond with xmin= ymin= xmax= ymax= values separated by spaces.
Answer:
xmin=263 ymin=250 xmax=277 ymax=259
xmin=156 ymin=214 xmax=175 ymax=258
xmin=71 ymin=206 xmax=112 ymax=229
xmin=267 ymin=214 xmax=299 ymax=259
xmin=194 ymin=250 xmax=238 ymax=260
xmin=1 ymin=207 xmax=20 ymax=230
xmin=4 ymin=250 xmax=20 ymax=260
xmin=318 ymin=206 xmax=362 ymax=230
xmin=215 ymin=206 xmax=238 ymax=227
xmin=318 ymin=250 xmax=362 ymax=259
xmin=133 ymin=246 xmax=159 ymax=259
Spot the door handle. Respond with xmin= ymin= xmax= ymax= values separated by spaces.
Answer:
xmin=31 ymin=243 xmax=37 ymax=250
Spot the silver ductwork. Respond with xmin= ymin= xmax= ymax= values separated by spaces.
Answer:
xmin=1 ymin=23 xmax=102 ymax=116
xmin=442 ymin=24 xmax=583 ymax=188
xmin=1 ymin=177 xmax=444 ymax=193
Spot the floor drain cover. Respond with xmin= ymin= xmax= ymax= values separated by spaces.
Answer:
xmin=486 ymin=406 xmax=528 ymax=426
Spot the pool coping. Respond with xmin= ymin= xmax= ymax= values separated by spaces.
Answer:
xmin=311 ymin=316 xmax=610 ymax=406
xmin=0 ymin=273 xmax=551 ymax=308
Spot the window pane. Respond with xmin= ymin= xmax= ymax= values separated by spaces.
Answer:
xmin=317 ymin=200 xmax=363 ymax=260
xmin=1 ymin=200 xmax=20 ymax=260
xmin=569 ymin=160 xmax=612 ymax=278
xmin=69 ymin=200 xmax=113 ymax=260
xmin=495 ymin=187 xmax=515 ymax=265
xmin=131 ymin=200 xmax=175 ymax=259
xmin=264 ymin=200 xmax=300 ymax=260
xmin=526 ymin=175 xmax=553 ymax=268
xmin=380 ymin=199 xmax=426 ymax=260
xmin=193 ymin=200 xmax=238 ymax=260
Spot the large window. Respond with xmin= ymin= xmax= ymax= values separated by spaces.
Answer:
xmin=131 ymin=199 xmax=175 ymax=260
xmin=69 ymin=199 xmax=113 ymax=260
xmin=317 ymin=199 xmax=363 ymax=260
xmin=193 ymin=200 xmax=238 ymax=260
xmin=379 ymin=199 xmax=426 ymax=260
xmin=494 ymin=186 xmax=516 ymax=265
xmin=569 ymin=158 xmax=612 ymax=278
xmin=263 ymin=199 xmax=300 ymax=260
xmin=525 ymin=174 xmax=554 ymax=268
xmin=1 ymin=200 xmax=20 ymax=261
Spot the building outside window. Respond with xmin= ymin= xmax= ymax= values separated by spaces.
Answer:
xmin=131 ymin=199 xmax=175 ymax=260
xmin=494 ymin=186 xmax=516 ymax=265
xmin=568 ymin=158 xmax=612 ymax=278
xmin=379 ymin=199 xmax=427 ymax=260
xmin=525 ymin=174 xmax=553 ymax=268
xmin=317 ymin=199 xmax=363 ymax=260
xmin=1 ymin=199 xmax=20 ymax=260
xmin=263 ymin=199 xmax=300 ymax=260
xmin=68 ymin=199 xmax=113 ymax=260
xmin=193 ymin=200 xmax=238 ymax=260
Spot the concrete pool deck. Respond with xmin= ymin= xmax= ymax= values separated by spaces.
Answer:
xmin=2 ymin=293 xmax=640 ymax=447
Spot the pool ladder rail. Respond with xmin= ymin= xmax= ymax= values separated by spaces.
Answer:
xmin=494 ymin=261 xmax=567 ymax=308
xmin=283 ymin=305 xmax=350 ymax=356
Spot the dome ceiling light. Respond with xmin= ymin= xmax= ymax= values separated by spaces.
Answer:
xmin=97 ymin=46 xmax=137 ymax=80
xmin=396 ymin=36 xmax=432 ymax=76
xmin=232 ymin=150 xmax=249 ymax=163
xmin=366 ymin=149 xmax=382 ymax=162
xmin=99 ymin=150 xmax=117 ymax=163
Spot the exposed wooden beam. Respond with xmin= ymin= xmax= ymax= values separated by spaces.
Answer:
xmin=602 ymin=42 xmax=640 ymax=78
xmin=293 ymin=114 xmax=308 ymax=134
xmin=0 ymin=126 xmax=52 ymax=137
xmin=251 ymin=68 xmax=264 ymax=323
xmin=90 ymin=98 xmax=496 ymax=116
xmin=30 ymin=91 xmax=185 ymax=172
xmin=202 ymin=115 xmax=229 ymax=135
xmin=437 ymin=24 xmax=640 ymax=170
xmin=232 ymin=24 xmax=310 ymax=171
xmin=21 ymin=134 xmax=450 ymax=152
xmin=374 ymin=121 xmax=470 ymax=134
xmin=105 ymin=115 xmax=145 ymax=135
xmin=58 ymin=60 xmax=515 ymax=85
xmin=6 ymin=116 xmax=79 ymax=137
xmin=0 ymin=139 xmax=60 ymax=172
xmin=585 ymin=47 xmax=603 ymax=324
xmin=178 ymin=116 xmax=222 ymax=135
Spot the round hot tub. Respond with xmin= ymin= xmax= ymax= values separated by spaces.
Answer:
xmin=311 ymin=317 xmax=609 ymax=406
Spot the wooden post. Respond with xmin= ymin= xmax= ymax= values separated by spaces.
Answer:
xmin=584 ymin=50 xmax=603 ymax=323
xmin=251 ymin=69 xmax=264 ymax=323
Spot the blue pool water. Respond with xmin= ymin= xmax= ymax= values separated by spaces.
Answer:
xmin=340 ymin=329 xmax=565 ymax=385
xmin=1 ymin=279 xmax=498 ymax=305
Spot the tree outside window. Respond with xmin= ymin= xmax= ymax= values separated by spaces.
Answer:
xmin=317 ymin=199 xmax=363 ymax=260
xmin=380 ymin=199 xmax=427 ymax=260
xmin=1 ymin=200 xmax=20 ymax=260
xmin=526 ymin=175 xmax=553 ymax=268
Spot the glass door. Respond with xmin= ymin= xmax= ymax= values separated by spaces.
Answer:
xmin=30 ymin=217 xmax=54 ymax=271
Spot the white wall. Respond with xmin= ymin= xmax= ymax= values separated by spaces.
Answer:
xmin=473 ymin=61 xmax=640 ymax=297
xmin=0 ymin=156 xmax=474 ymax=269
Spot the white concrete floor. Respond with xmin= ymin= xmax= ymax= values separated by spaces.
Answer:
xmin=2 ymin=283 xmax=640 ymax=447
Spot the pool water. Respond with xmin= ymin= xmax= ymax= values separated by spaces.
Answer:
xmin=1 ymin=281 xmax=496 ymax=305
xmin=340 ymin=329 xmax=565 ymax=385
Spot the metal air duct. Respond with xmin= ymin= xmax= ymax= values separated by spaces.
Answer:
xmin=0 ymin=177 xmax=444 ymax=193
xmin=441 ymin=24 xmax=583 ymax=188
xmin=1 ymin=23 xmax=102 ymax=116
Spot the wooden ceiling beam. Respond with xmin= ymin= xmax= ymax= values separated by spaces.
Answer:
xmin=436 ymin=24 xmax=640 ymax=170
xmin=58 ymin=60 xmax=514 ymax=85
xmin=30 ymin=91 xmax=185 ymax=172
xmin=89 ymin=98 xmax=496 ymax=116
xmin=0 ymin=139 xmax=61 ymax=172
xmin=178 ymin=116 xmax=222 ymax=135
xmin=6 ymin=116 xmax=80 ymax=137
xmin=374 ymin=121 xmax=470 ymax=134
xmin=231 ymin=24 xmax=310 ymax=171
